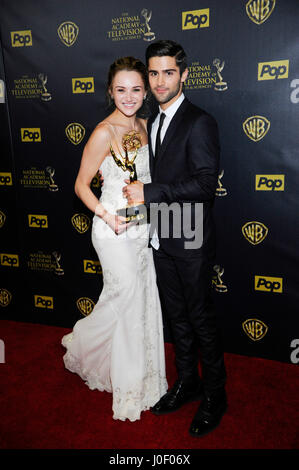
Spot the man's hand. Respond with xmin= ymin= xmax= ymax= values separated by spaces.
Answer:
xmin=123 ymin=180 xmax=144 ymax=205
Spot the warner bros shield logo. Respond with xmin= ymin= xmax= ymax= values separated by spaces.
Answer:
xmin=242 ymin=319 xmax=268 ymax=341
xmin=76 ymin=297 xmax=95 ymax=316
xmin=246 ymin=0 xmax=276 ymax=25
xmin=243 ymin=116 xmax=270 ymax=142
xmin=242 ymin=221 xmax=268 ymax=245
xmin=57 ymin=21 xmax=79 ymax=46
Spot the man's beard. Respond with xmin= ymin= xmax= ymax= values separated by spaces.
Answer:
xmin=153 ymin=81 xmax=181 ymax=104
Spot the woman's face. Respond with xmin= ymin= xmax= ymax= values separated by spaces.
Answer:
xmin=110 ymin=70 xmax=145 ymax=117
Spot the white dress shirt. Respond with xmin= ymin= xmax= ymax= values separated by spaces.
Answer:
xmin=151 ymin=93 xmax=185 ymax=155
xmin=150 ymin=93 xmax=185 ymax=249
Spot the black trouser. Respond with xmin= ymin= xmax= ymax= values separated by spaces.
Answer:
xmin=153 ymin=246 xmax=226 ymax=394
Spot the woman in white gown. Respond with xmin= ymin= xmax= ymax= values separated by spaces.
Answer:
xmin=62 ymin=57 xmax=167 ymax=422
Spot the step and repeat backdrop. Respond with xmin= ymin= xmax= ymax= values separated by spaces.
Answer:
xmin=0 ymin=0 xmax=299 ymax=363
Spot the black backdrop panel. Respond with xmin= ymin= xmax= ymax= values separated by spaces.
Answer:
xmin=0 ymin=0 xmax=299 ymax=363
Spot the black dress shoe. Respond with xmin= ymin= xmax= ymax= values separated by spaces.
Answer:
xmin=189 ymin=389 xmax=227 ymax=437
xmin=151 ymin=379 xmax=204 ymax=415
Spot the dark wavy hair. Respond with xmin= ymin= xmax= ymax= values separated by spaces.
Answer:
xmin=145 ymin=40 xmax=187 ymax=75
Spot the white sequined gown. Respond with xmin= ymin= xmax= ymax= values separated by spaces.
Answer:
xmin=62 ymin=145 xmax=168 ymax=421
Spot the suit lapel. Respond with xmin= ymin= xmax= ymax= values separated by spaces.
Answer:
xmin=147 ymin=113 xmax=157 ymax=176
xmin=154 ymin=98 xmax=189 ymax=166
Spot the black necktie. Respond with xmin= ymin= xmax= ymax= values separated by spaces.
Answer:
xmin=154 ymin=113 xmax=166 ymax=157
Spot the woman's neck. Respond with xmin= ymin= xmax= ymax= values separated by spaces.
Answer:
xmin=111 ymin=109 xmax=138 ymax=130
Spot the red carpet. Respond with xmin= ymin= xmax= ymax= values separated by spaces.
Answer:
xmin=0 ymin=320 xmax=298 ymax=450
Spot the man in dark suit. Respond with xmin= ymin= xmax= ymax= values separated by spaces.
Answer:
xmin=124 ymin=40 xmax=227 ymax=437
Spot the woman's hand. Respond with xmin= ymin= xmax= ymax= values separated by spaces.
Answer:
xmin=103 ymin=212 xmax=132 ymax=235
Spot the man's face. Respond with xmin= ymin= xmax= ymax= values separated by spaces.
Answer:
xmin=148 ymin=56 xmax=188 ymax=109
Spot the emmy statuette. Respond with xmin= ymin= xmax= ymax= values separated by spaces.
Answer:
xmin=110 ymin=130 xmax=147 ymax=224
xmin=38 ymin=73 xmax=52 ymax=101
xmin=213 ymin=59 xmax=228 ymax=91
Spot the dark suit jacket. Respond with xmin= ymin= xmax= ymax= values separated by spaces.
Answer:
xmin=143 ymin=97 xmax=220 ymax=258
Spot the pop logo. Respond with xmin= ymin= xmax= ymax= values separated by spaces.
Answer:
xmin=254 ymin=275 xmax=283 ymax=293
xmin=0 ymin=253 xmax=19 ymax=267
xmin=21 ymin=128 xmax=41 ymax=142
xmin=255 ymin=175 xmax=284 ymax=191
xmin=258 ymin=60 xmax=289 ymax=81
xmin=72 ymin=77 xmax=94 ymax=94
xmin=182 ymin=9 xmax=210 ymax=30
xmin=34 ymin=295 xmax=54 ymax=309
xmin=0 ymin=172 xmax=13 ymax=186
xmin=28 ymin=214 xmax=48 ymax=228
xmin=11 ymin=30 xmax=32 ymax=47
xmin=83 ymin=259 xmax=102 ymax=274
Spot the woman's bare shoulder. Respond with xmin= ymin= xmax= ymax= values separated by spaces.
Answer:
xmin=89 ymin=121 xmax=112 ymax=143
xmin=82 ymin=122 xmax=112 ymax=157
xmin=94 ymin=120 xmax=113 ymax=135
